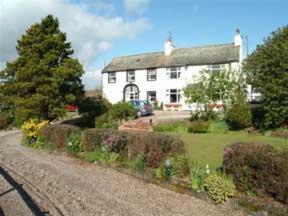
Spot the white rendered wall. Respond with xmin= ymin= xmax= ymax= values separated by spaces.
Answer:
xmin=102 ymin=62 xmax=240 ymax=110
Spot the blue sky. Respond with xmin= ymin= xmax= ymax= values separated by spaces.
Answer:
xmin=98 ymin=0 xmax=288 ymax=63
xmin=1 ymin=0 xmax=288 ymax=89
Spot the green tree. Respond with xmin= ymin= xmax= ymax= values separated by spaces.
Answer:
xmin=0 ymin=15 xmax=84 ymax=125
xmin=183 ymin=69 xmax=237 ymax=120
xmin=244 ymin=26 xmax=288 ymax=128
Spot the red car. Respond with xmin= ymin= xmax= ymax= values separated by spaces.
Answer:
xmin=65 ymin=105 xmax=79 ymax=112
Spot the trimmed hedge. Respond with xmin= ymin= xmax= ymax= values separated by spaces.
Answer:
xmin=81 ymin=129 xmax=185 ymax=168
xmin=223 ymin=142 xmax=288 ymax=204
xmin=40 ymin=124 xmax=81 ymax=149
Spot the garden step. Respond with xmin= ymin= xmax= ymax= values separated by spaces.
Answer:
xmin=118 ymin=119 xmax=153 ymax=132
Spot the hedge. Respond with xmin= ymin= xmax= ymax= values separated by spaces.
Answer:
xmin=223 ymin=142 xmax=288 ymax=204
xmin=40 ymin=124 xmax=81 ymax=149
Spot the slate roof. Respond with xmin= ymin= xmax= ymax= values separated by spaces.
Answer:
xmin=102 ymin=43 xmax=240 ymax=73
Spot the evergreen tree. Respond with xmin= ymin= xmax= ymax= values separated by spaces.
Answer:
xmin=0 ymin=15 xmax=84 ymax=125
xmin=244 ymin=26 xmax=288 ymax=128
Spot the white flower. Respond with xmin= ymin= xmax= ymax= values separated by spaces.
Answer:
xmin=68 ymin=142 xmax=72 ymax=146
xmin=206 ymin=164 xmax=210 ymax=175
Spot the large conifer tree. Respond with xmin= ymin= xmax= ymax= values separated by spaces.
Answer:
xmin=0 ymin=15 xmax=84 ymax=125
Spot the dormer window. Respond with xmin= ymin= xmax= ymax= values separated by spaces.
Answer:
xmin=127 ymin=70 xmax=135 ymax=82
xmin=108 ymin=72 xmax=116 ymax=83
xmin=167 ymin=67 xmax=181 ymax=79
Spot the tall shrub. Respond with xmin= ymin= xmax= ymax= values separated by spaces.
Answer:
xmin=244 ymin=25 xmax=288 ymax=128
xmin=223 ymin=142 xmax=288 ymax=204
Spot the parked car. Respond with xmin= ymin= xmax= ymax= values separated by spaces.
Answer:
xmin=130 ymin=100 xmax=154 ymax=117
xmin=65 ymin=104 xmax=79 ymax=112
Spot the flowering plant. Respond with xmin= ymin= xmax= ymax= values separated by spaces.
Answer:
xmin=22 ymin=119 xmax=48 ymax=138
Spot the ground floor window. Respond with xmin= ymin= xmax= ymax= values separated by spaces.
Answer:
xmin=147 ymin=91 xmax=156 ymax=103
xmin=166 ymin=89 xmax=181 ymax=103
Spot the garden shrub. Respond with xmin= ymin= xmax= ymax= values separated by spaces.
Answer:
xmin=153 ymin=121 xmax=188 ymax=133
xmin=271 ymin=127 xmax=288 ymax=139
xmin=40 ymin=124 xmax=81 ymax=150
xmin=225 ymin=102 xmax=252 ymax=130
xmin=169 ymin=154 xmax=190 ymax=177
xmin=110 ymin=102 xmax=136 ymax=121
xmin=207 ymin=121 xmax=229 ymax=134
xmin=0 ymin=112 xmax=12 ymax=130
xmin=81 ymin=129 xmax=184 ymax=168
xmin=79 ymin=96 xmax=111 ymax=127
xmin=22 ymin=119 xmax=48 ymax=139
xmin=190 ymin=162 xmax=208 ymax=190
xmin=66 ymin=132 xmax=81 ymax=153
xmin=203 ymin=174 xmax=236 ymax=204
xmin=223 ymin=142 xmax=288 ymax=204
xmin=131 ymin=154 xmax=146 ymax=173
xmin=127 ymin=132 xmax=185 ymax=168
xmin=163 ymin=159 xmax=173 ymax=178
xmin=85 ymin=147 xmax=119 ymax=164
xmin=188 ymin=120 xmax=209 ymax=133
xmin=95 ymin=113 xmax=118 ymax=129
xmin=81 ymin=129 xmax=130 ymax=153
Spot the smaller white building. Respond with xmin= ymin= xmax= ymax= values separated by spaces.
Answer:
xmin=102 ymin=30 xmax=244 ymax=111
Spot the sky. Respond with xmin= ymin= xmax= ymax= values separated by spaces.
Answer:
xmin=0 ymin=0 xmax=287 ymax=89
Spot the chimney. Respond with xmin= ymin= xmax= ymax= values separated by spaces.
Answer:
xmin=234 ymin=28 xmax=243 ymax=63
xmin=164 ymin=33 xmax=175 ymax=56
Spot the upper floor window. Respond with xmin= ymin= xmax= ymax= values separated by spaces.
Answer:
xmin=108 ymin=72 xmax=116 ymax=83
xmin=167 ymin=67 xmax=181 ymax=79
xmin=127 ymin=70 xmax=135 ymax=82
xmin=147 ymin=69 xmax=156 ymax=81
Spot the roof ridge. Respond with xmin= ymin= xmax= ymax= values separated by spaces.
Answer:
xmin=114 ymin=51 xmax=164 ymax=59
xmin=175 ymin=43 xmax=234 ymax=50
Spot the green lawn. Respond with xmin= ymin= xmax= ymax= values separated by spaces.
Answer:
xmin=181 ymin=132 xmax=288 ymax=171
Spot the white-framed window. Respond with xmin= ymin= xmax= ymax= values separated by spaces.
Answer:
xmin=108 ymin=72 xmax=116 ymax=83
xmin=166 ymin=89 xmax=181 ymax=103
xmin=147 ymin=69 xmax=156 ymax=81
xmin=167 ymin=67 xmax=181 ymax=79
xmin=147 ymin=91 xmax=156 ymax=103
xmin=208 ymin=64 xmax=226 ymax=74
xmin=127 ymin=70 xmax=135 ymax=82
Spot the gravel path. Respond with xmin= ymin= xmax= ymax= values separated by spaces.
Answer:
xmin=0 ymin=131 xmax=245 ymax=216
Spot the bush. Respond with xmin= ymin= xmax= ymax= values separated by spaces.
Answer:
xmin=188 ymin=120 xmax=209 ymax=133
xmin=79 ymin=96 xmax=111 ymax=127
xmin=110 ymin=102 xmax=136 ymax=121
xmin=169 ymin=154 xmax=190 ymax=177
xmin=81 ymin=129 xmax=130 ymax=153
xmin=66 ymin=132 xmax=81 ymax=153
xmin=131 ymin=154 xmax=146 ymax=173
xmin=207 ymin=121 xmax=229 ymax=134
xmin=40 ymin=124 xmax=81 ymax=150
xmin=190 ymin=162 xmax=208 ymax=190
xmin=153 ymin=121 xmax=188 ymax=133
xmin=223 ymin=142 xmax=288 ymax=204
xmin=95 ymin=113 xmax=118 ymax=129
xmin=22 ymin=119 xmax=48 ymax=139
xmin=271 ymin=127 xmax=288 ymax=139
xmin=225 ymin=102 xmax=252 ymax=130
xmin=85 ymin=147 xmax=119 ymax=164
xmin=203 ymin=174 xmax=236 ymax=204
xmin=81 ymin=129 xmax=185 ymax=168
xmin=0 ymin=112 xmax=12 ymax=130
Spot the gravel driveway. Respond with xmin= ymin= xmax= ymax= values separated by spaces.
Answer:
xmin=0 ymin=131 xmax=245 ymax=216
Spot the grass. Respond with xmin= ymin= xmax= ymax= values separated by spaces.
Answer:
xmin=181 ymin=131 xmax=288 ymax=171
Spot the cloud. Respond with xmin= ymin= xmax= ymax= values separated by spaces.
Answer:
xmin=124 ymin=0 xmax=150 ymax=15
xmin=0 ymin=0 xmax=151 ymax=89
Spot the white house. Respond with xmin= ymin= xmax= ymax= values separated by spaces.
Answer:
xmin=102 ymin=30 xmax=244 ymax=111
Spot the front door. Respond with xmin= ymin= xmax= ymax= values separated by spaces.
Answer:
xmin=124 ymin=84 xmax=139 ymax=101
